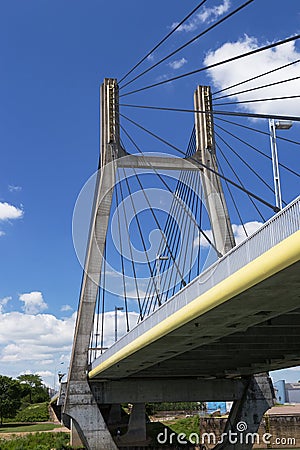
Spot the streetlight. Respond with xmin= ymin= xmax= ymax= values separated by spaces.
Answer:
xmin=269 ymin=119 xmax=293 ymax=210
xmin=156 ymin=255 xmax=169 ymax=305
xmin=114 ymin=306 xmax=124 ymax=342
xmin=53 ymin=361 xmax=64 ymax=391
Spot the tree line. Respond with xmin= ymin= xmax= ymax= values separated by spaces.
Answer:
xmin=0 ymin=374 xmax=49 ymax=425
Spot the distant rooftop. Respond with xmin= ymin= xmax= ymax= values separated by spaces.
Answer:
xmin=285 ymin=383 xmax=300 ymax=390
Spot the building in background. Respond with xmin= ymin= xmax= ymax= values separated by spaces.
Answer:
xmin=274 ymin=380 xmax=300 ymax=404
xmin=206 ymin=402 xmax=232 ymax=415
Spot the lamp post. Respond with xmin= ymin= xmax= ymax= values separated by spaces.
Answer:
xmin=115 ymin=306 xmax=124 ymax=342
xmin=53 ymin=361 xmax=64 ymax=391
xmin=156 ymin=255 xmax=169 ymax=305
xmin=269 ymin=119 xmax=293 ymax=210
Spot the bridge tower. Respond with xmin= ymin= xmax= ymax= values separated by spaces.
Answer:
xmin=194 ymin=85 xmax=236 ymax=255
xmin=194 ymin=85 xmax=274 ymax=450
xmin=62 ymin=79 xmax=121 ymax=450
xmin=61 ymin=79 xmax=274 ymax=450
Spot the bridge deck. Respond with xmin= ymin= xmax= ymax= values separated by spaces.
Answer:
xmin=89 ymin=197 xmax=300 ymax=380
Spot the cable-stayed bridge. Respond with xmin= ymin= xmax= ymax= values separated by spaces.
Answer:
xmin=55 ymin=3 xmax=300 ymax=449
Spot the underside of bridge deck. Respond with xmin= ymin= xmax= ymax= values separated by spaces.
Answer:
xmin=90 ymin=260 xmax=300 ymax=381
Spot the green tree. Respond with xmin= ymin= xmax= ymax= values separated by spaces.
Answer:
xmin=17 ymin=374 xmax=49 ymax=404
xmin=0 ymin=375 xmax=23 ymax=425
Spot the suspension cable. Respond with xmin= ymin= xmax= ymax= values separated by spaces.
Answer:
xmin=216 ymin=154 xmax=248 ymax=238
xmin=215 ymin=141 xmax=265 ymax=221
xmin=213 ymin=76 xmax=300 ymax=100
xmin=148 ymin=128 xmax=197 ymax=306
xmin=116 ymin=166 xmax=143 ymax=318
xmin=215 ymin=116 xmax=300 ymax=147
xmin=214 ymin=120 xmax=300 ymax=178
xmin=121 ymin=166 xmax=161 ymax=319
xmin=119 ymin=102 xmax=300 ymax=123
xmin=114 ymin=171 xmax=130 ymax=332
xmin=120 ymin=112 xmax=280 ymax=212
xmin=214 ymin=94 xmax=300 ymax=106
xmin=100 ymin=244 xmax=107 ymax=355
xmin=120 ymin=122 xmax=221 ymax=254
xmin=212 ymin=59 xmax=300 ymax=95
xmin=120 ymin=34 xmax=300 ymax=97
xmin=119 ymin=0 xmax=209 ymax=84
xmin=145 ymin=171 xmax=192 ymax=308
xmin=160 ymin=170 xmax=195 ymax=303
xmin=214 ymin=129 xmax=278 ymax=195
xmin=120 ymin=0 xmax=254 ymax=90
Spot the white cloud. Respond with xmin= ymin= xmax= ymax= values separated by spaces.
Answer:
xmin=204 ymin=36 xmax=300 ymax=116
xmin=194 ymin=229 xmax=214 ymax=248
xmin=232 ymin=221 xmax=263 ymax=244
xmin=0 ymin=202 xmax=23 ymax=221
xmin=19 ymin=291 xmax=48 ymax=314
xmin=198 ymin=0 xmax=231 ymax=24
xmin=60 ymin=304 xmax=73 ymax=312
xmin=0 ymin=297 xmax=12 ymax=313
xmin=8 ymin=185 xmax=22 ymax=193
xmin=171 ymin=0 xmax=231 ymax=32
xmin=91 ymin=311 xmax=139 ymax=353
xmin=169 ymin=57 xmax=188 ymax=70
xmin=0 ymin=308 xmax=139 ymax=387
xmin=194 ymin=221 xmax=263 ymax=248
xmin=0 ymin=311 xmax=76 ymax=385
xmin=34 ymin=370 xmax=53 ymax=378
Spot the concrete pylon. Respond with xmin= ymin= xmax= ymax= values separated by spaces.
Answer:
xmin=63 ymin=79 xmax=121 ymax=450
xmin=194 ymin=86 xmax=275 ymax=450
xmin=194 ymin=85 xmax=236 ymax=255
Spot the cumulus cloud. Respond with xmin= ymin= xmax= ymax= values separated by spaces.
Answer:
xmin=91 ymin=311 xmax=139 ymax=358
xmin=0 ymin=297 xmax=12 ymax=313
xmin=19 ymin=291 xmax=48 ymax=314
xmin=232 ymin=221 xmax=263 ymax=244
xmin=0 ymin=311 xmax=76 ymax=386
xmin=204 ymin=36 xmax=300 ymax=116
xmin=34 ymin=370 xmax=53 ymax=378
xmin=60 ymin=304 xmax=73 ymax=312
xmin=171 ymin=0 xmax=231 ymax=32
xmin=169 ymin=57 xmax=188 ymax=70
xmin=0 ymin=307 xmax=139 ymax=386
xmin=0 ymin=202 xmax=23 ymax=221
xmin=194 ymin=221 xmax=263 ymax=248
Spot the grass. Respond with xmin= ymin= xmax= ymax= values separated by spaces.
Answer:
xmin=0 ymin=423 xmax=62 ymax=433
xmin=0 ymin=432 xmax=71 ymax=449
xmin=146 ymin=418 xmax=199 ymax=448
xmin=163 ymin=415 xmax=200 ymax=437
xmin=15 ymin=402 xmax=49 ymax=423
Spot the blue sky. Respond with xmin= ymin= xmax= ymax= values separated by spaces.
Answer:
xmin=0 ymin=0 xmax=299 ymax=387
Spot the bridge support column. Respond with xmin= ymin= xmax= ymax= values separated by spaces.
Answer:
xmin=213 ymin=374 xmax=275 ymax=450
xmin=64 ymin=381 xmax=118 ymax=450
xmin=118 ymin=403 xmax=147 ymax=446
xmin=66 ymin=403 xmax=118 ymax=450
xmin=107 ymin=404 xmax=122 ymax=427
